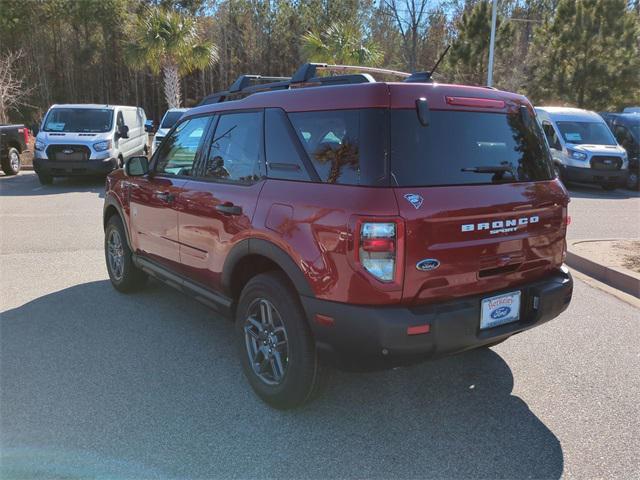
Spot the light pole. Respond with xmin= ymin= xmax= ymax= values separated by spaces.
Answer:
xmin=487 ymin=0 xmax=498 ymax=87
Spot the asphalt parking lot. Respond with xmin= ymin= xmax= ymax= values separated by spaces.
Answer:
xmin=1 ymin=172 xmax=639 ymax=479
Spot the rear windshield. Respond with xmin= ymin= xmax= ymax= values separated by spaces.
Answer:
xmin=556 ymin=121 xmax=616 ymax=146
xmin=390 ymin=110 xmax=554 ymax=186
xmin=43 ymin=108 xmax=113 ymax=133
xmin=161 ymin=111 xmax=185 ymax=129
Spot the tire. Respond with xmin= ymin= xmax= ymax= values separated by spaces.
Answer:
xmin=601 ymin=183 xmax=617 ymax=191
xmin=105 ymin=215 xmax=147 ymax=292
xmin=626 ymin=171 xmax=639 ymax=191
xmin=2 ymin=147 xmax=21 ymax=175
xmin=37 ymin=173 xmax=53 ymax=185
xmin=236 ymin=271 xmax=324 ymax=409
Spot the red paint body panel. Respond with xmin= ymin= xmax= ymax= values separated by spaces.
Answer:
xmin=175 ymin=179 xmax=263 ymax=287
xmin=254 ymin=180 xmax=402 ymax=304
xmin=395 ymin=180 xmax=568 ymax=305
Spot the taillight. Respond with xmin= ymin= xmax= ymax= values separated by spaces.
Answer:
xmin=358 ymin=222 xmax=397 ymax=282
xmin=18 ymin=127 xmax=29 ymax=144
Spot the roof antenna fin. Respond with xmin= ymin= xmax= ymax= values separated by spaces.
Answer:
xmin=404 ymin=44 xmax=450 ymax=83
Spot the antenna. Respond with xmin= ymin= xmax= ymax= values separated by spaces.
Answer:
xmin=429 ymin=45 xmax=450 ymax=78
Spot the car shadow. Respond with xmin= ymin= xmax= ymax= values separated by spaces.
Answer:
xmin=566 ymin=182 xmax=640 ymax=200
xmin=0 ymin=171 xmax=105 ymax=198
xmin=1 ymin=280 xmax=563 ymax=479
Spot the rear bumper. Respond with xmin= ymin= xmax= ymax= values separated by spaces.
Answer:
xmin=34 ymin=157 xmax=118 ymax=177
xmin=562 ymin=165 xmax=628 ymax=185
xmin=301 ymin=267 xmax=573 ymax=370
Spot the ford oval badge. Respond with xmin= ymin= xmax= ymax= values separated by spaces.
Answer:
xmin=416 ymin=259 xmax=440 ymax=272
xmin=491 ymin=306 xmax=511 ymax=320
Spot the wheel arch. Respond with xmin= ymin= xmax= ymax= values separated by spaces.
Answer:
xmin=224 ymin=238 xmax=315 ymax=301
xmin=103 ymin=195 xmax=132 ymax=249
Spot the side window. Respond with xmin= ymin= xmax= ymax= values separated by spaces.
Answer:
xmin=613 ymin=125 xmax=633 ymax=151
xmin=265 ymin=108 xmax=312 ymax=181
xmin=202 ymin=111 xmax=264 ymax=184
xmin=289 ymin=110 xmax=360 ymax=184
xmin=542 ymin=122 xmax=561 ymax=149
xmin=155 ymin=116 xmax=210 ymax=177
xmin=116 ymin=111 xmax=125 ymax=129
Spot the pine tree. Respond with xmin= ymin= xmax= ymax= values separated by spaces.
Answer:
xmin=527 ymin=0 xmax=640 ymax=110
xmin=446 ymin=1 xmax=513 ymax=86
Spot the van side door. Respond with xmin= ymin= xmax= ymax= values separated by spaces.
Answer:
xmin=176 ymin=111 xmax=265 ymax=289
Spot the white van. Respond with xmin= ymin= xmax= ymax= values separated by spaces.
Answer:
xmin=33 ymin=104 xmax=148 ymax=185
xmin=151 ymin=108 xmax=188 ymax=154
xmin=536 ymin=107 xmax=628 ymax=190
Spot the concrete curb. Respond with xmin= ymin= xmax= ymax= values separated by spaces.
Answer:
xmin=566 ymin=248 xmax=640 ymax=299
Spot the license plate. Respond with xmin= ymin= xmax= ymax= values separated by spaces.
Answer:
xmin=480 ymin=291 xmax=521 ymax=330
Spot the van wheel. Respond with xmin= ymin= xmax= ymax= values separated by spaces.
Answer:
xmin=105 ymin=215 xmax=147 ymax=292
xmin=37 ymin=173 xmax=53 ymax=185
xmin=2 ymin=147 xmax=21 ymax=175
xmin=236 ymin=272 xmax=325 ymax=409
xmin=626 ymin=172 xmax=639 ymax=191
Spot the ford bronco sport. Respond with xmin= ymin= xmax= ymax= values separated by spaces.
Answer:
xmin=103 ymin=63 xmax=573 ymax=409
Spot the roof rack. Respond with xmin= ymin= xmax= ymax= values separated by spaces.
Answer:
xmin=198 ymin=62 xmax=434 ymax=106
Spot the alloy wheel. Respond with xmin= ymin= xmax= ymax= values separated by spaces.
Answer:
xmin=9 ymin=150 xmax=20 ymax=172
xmin=107 ymin=229 xmax=125 ymax=281
xmin=244 ymin=298 xmax=289 ymax=386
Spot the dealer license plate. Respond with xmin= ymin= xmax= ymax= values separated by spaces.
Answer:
xmin=480 ymin=291 xmax=521 ymax=330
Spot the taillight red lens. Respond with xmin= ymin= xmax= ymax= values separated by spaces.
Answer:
xmin=359 ymin=222 xmax=397 ymax=282
xmin=362 ymin=238 xmax=395 ymax=252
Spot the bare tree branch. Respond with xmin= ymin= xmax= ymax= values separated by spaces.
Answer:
xmin=0 ymin=50 xmax=35 ymax=124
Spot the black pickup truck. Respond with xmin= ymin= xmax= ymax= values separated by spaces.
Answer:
xmin=0 ymin=124 xmax=29 ymax=175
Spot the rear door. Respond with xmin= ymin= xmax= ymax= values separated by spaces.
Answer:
xmin=176 ymin=111 xmax=265 ymax=288
xmin=389 ymin=106 xmax=568 ymax=305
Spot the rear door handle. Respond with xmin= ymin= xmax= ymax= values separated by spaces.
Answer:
xmin=156 ymin=191 xmax=175 ymax=203
xmin=215 ymin=203 xmax=242 ymax=215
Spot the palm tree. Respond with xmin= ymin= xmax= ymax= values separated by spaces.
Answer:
xmin=126 ymin=8 xmax=217 ymax=108
xmin=302 ymin=21 xmax=383 ymax=66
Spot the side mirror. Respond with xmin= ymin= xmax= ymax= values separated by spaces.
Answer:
xmin=117 ymin=124 xmax=129 ymax=139
xmin=124 ymin=155 xmax=149 ymax=176
xmin=144 ymin=120 xmax=154 ymax=133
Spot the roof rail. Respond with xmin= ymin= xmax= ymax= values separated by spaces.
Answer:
xmin=197 ymin=62 xmax=435 ymax=106
xmin=291 ymin=63 xmax=410 ymax=83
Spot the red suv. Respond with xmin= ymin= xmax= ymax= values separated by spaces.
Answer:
xmin=103 ymin=63 xmax=573 ymax=409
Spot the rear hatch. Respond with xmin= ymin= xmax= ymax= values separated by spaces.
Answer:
xmin=389 ymin=96 xmax=568 ymax=305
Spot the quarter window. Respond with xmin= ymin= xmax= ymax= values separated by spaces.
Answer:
xmin=155 ymin=116 xmax=210 ymax=177
xmin=202 ymin=111 xmax=264 ymax=184
xmin=265 ymin=108 xmax=312 ymax=181
xmin=287 ymin=109 xmax=387 ymax=186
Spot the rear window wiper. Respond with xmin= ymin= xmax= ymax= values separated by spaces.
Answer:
xmin=461 ymin=165 xmax=513 ymax=174
xmin=461 ymin=165 xmax=516 ymax=182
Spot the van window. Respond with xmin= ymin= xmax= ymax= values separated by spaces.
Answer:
xmin=542 ymin=122 xmax=561 ymax=150
xmin=155 ymin=116 xmax=210 ymax=177
xmin=201 ymin=111 xmax=264 ymax=184
xmin=555 ymin=121 xmax=616 ymax=146
xmin=288 ymin=109 xmax=387 ymax=186
xmin=390 ymin=110 xmax=554 ymax=186
xmin=43 ymin=108 xmax=113 ymax=133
